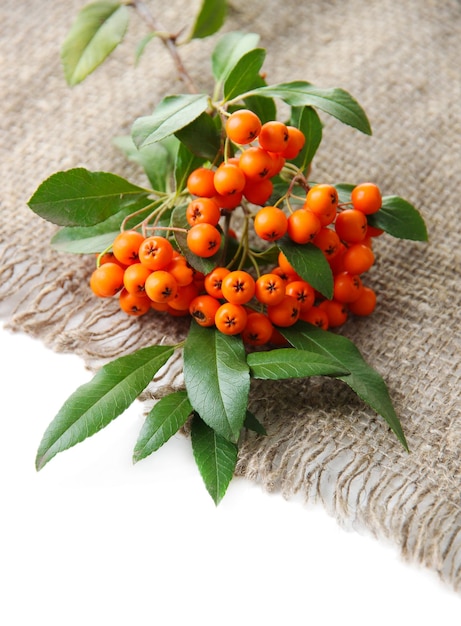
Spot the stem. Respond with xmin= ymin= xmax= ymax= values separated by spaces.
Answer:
xmin=128 ymin=0 xmax=198 ymax=94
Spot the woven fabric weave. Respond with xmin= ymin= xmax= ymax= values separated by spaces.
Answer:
xmin=1 ymin=0 xmax=460 ymax=590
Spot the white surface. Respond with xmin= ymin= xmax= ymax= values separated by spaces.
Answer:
xmin=1 ymin=324 xmax=460 ymax=625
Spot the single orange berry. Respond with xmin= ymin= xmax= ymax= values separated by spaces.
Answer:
xmin=144 ymin=270 xmax=178 ymax=303
xmin=90 ymin=262 xmax=125 ymax=297
xmin=119 ymin=289 xmax=151 ymax=316
xmin=267 ymin=295 xmax=300 ymax=327
xmin=333 ymin=271 xmax=363 ymax=303
xmin=318 ymin=299 xmax=348 ymax=327
xmin=213 ymin=162 xmax=246 ymax=197
xmin=165 ymin=255 xmax=194 ymax=286
xmin=351 ymin=182 xmax=382 ymax=215
xmin=279 ymin=126 xmax=306 ymax=159
xmin=253 ymin=205 xmax=288 ymax=242
xmin=123 ymin=262 xmax=152 ymax=296
xmin=243 ymin=178 xmax=274 ymax=206
xmin=138 ymin=236 xmax=174 ymax=270
xmin=239 ymin=147 xmax=273 ymax=181
xmin=287 ymin=209 xmax=321 ymax=244
xmin=189 ymin=294 xmax=221 ymax=327
xmin=258 ymin=120 xmax=289 ymax=153
xmin=168 ymin=282 xmax=199 ymax=311
xmin=348 ymin=286 xmax=377 ymax=316
xmin=342 ymin=243 xmax=375 ymax=275
xmin=112 ymin=230 xmax=144 ymax=266
xmin=313 ymin=227 xmax=341 ymax=259
xmin=255 ymin=273 xmax=286 ymax=305
xmin=242 ymin=312 xmax=274 ymax=346
xmin=186 ymin=197 xmax=221 ymax=227
xmin=334 ymin=209 xmax=368 ymax=243
xmin=187 ymin=167 xmax=216 ymax=198
xmin=225 ymin=109 xmax=262 ymax=144
xmin=215 ymin=302 xmax=248 ymax=335
xmin=212 ymin=191 xmax=243 ymax=211
xmin=284 ymin=280 xmax=315 ymax=312
xmin=299 ymin=305 xmax=329 ymax=329
xmin=186 ymin=223 xmax=221 ymax=258
xmin=221 ymin=270 xmax=256 ymax=305
xmin=304 ymin=184 xmax=338 ymax=226
xmin=204 ymin=266 xmax=230 ymax=299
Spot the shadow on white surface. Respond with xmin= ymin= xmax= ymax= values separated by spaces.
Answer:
xmin=1 ymin=325 xmax=460 ymax=625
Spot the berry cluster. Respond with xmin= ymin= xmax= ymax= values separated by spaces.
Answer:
xmin=89 ymin=108 xmax=384 ymax=345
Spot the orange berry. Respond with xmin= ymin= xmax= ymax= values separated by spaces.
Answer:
xmin=313 ymin=227 xmax=341 ymax=259
xmin=342 ymin=243 xmax=375 ymax=275
xmin=225 ymin=109 xmax=262 ymax=145
xmin=304 ymin=184 xmax=338 ymax=226
xmin=123 ymin=262 xmax=152 ymax=296
xmin=255 ymin=273 xmax=286 ymax=305
xmin=138 ymin=235 xmax=174 ymax=270
xmin=351 ymin=182 xmax=382 ymax=215
xmin=186 ymin=197 xmax=221 ymax=227
xmin=144 ymin=270 xmax=178 ymax=303
xmin=284 ymin=280 xmax=315 ymax=312
xmin=221 ymin=270 xmax=256 ymax=305
xmin=299 ymin=305 xmax=329 ymax=329
xmin=243 ymin=177 xmax=274 ymax=206
xmin=318 ymin=299 xmax=348 ymax=327
xmin=90 ymin=262 xmax=125 ymax=297
xmin=334 ymin=209 xmax=368 ymax=243
xmin=242 ymin=312 xmax=274 ymax=346
xmin=287 ymin=209 xmax=321 ymax=244
xmin=267 ymin=295 xmax=300 ymax=327
xmin=112 ymin=230 xmax=144 ymax=266
xmin=212 ymin=191 xmax=243 ymax=211
xmin=186 ymin=223 xmax=221 ymax=258
xmin=348 ymin=286 xmax=377 ymax=316
xmin=168 ymin=282 xmax=199 ymax=311
xmin=213 ymin=162 xmax=246 ymax=197
xmin=239 ymin=147 xmax=273 ymax=181
xmin=166 ymin=255 xmax=194 ymax=286
xmin=189 ymin=294 xmax=221 ymax=327
xmin=119 ymin=289 xmax=151 ymax=316
xmin=187 ymin=167 xmax=216 ymax=198
xmin=215 ymin=302 xmax=248 ymax=335
xmin=204 ymin=266 xmax=230 ymax=299
xmin=258 ymin=120 xmax=289 ymax=153
xmin=333 ymin=271 xmax=363 ymax=303
xmin=253 ymin=205 xmax=288 ymax=242
xmin=279 ymin=126 xmax=306 ymax=159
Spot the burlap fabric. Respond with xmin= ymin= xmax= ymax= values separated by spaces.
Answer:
xmin=2 ymin=0 xmax=460 ymax=590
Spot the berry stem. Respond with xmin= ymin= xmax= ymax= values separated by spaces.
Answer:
xmin=128 ymin=0 xmax=198 ymax=94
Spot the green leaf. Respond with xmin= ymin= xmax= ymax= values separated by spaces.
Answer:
xmin=175 ymin=112 xmax=222 ymax=161
xmin=61 ymin=2 xmax=129 ymax=86
xmin=234 ymin=81 xmax=372 ymax=135
xmin=174 ymin=141 xmax=207 ymax=194
xmin=50 ymin=197 xmax=153 ymax=253
xmin=277 ymin=238 xmax=334 ymax=299
xmin=290 ymin=106 xmax=323 ymax=171
xmin=133 ymin=390 xmax=192 ymax=462
xmin=188 ymin=0 xmax=227 ymax=40
xmin=223 ymin=48 xmax=266 ymax=102
xmin=35 ymin=345 xmax=175 ymax=471
xmin=247 ymin=348 xmax=350 ymax=379
xmin=244 ymin=410 xmax=267 ymax=436
xmin=113 ymin=135 xmax=177 ymax=192
xmin=368 ymin=195 xmax=428 ymax=241
xmin=171 ymin=204 xmax=223 ymax=273
xmin=135 ymin=32 xmax=157 ymax=65
xmin=334 ymin=182 xmax=355 ymax=203
xmin=132 ymin=94 xmax=209 ymax=148
xmin=191 ymin=413 xmax=238 ymax=505
xmin=211 ymin=31 xmax=260 ymax=84
xmin=281 ymin=322 xmax=409 ymax=450
xmin=183 ymin=323 xmax=250 ymax=443
xmin=27 ymin=168 xmax=150 ymax=227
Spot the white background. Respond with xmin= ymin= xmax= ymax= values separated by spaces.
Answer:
xmin=1 ymin=324 xmax=460 ymax=625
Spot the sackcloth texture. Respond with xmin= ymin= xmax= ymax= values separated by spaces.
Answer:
xmin=1 ymin=0 xmax=461 ymax=590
